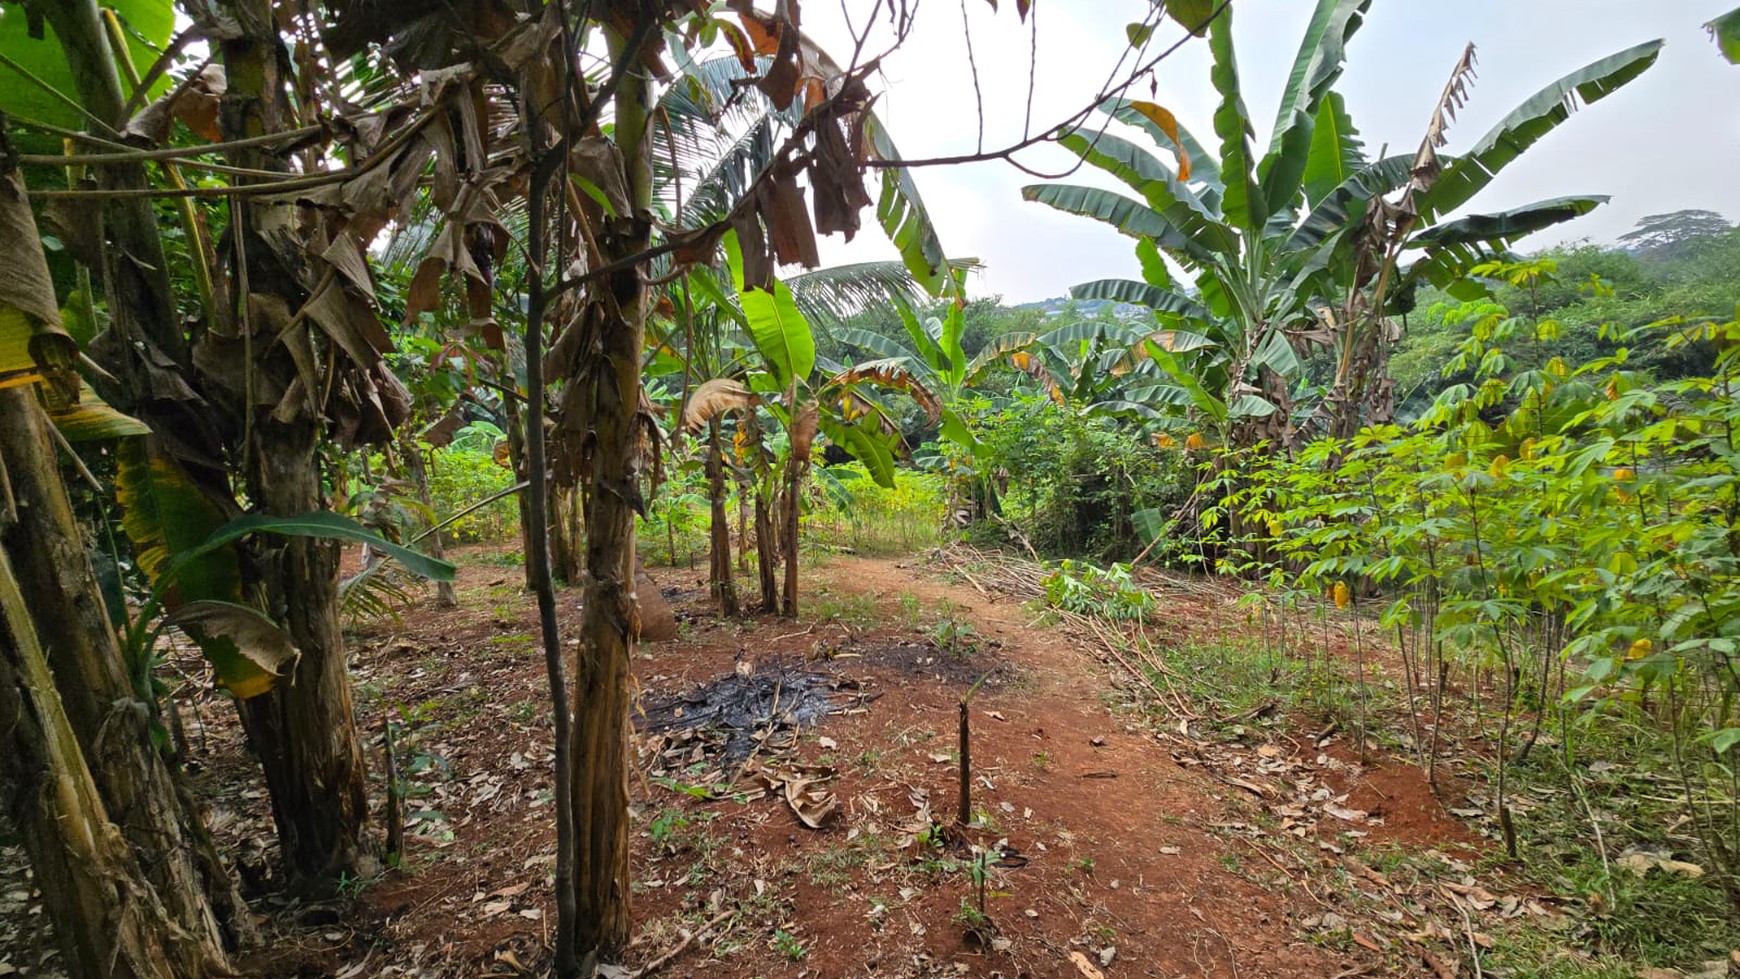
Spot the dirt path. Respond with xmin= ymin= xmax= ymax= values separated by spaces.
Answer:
xmin=778 ymin=556 xmax=1348 ymax=978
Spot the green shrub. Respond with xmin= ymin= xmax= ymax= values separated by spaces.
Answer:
xmin=965 ymin=395 xmax=1192 ymax=560
xmin=805 ymin=463 xmax=945 ymax=556
xmin=1042 ymin=559 xmax=1153 ymax=620
xmin=1211 ymin=260 xmax=1740 ymax=943
xmin=426 ymin=443 xmax=517 ymax=543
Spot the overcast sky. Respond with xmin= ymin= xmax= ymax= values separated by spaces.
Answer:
xmin=798 ymin=1 xmax=1740 ymax=304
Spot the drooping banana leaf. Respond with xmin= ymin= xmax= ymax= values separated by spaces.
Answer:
xmin=1402 ymin=195 xmax=1609 ymax=291
xmin=46 ymin=379 xmax=151 ymax=441
xmin=1022 ymin=183 xmax=1215 ymax=260
xmin=862 ymin=113 xmax=951 ymax=297
xmin=1069 ymin=279 xmax=1215 ymax=323
xmin=1100 ymin=96 xmax=1221 ymax=192
xmin=965 ymin=331 xmax=1040 ymax=383
xmin=178 ymin=511 xmax=457 ymax=584
xmin=833 ymin=326 xmax=919 ymax=365
xmin=166 ymin=601 xmax=297 ymax=700
xmin=787 ymin=259 xmax=977 ymax=333
xmin=116 ymin=438 xmax=244 ymax=608
xmin=1055 ymin=127 xmax=1221 ymax=226
xmin=819 ymin=414 xmax=898 ymax=488
xmin=114 ymin=440 xmax=287 ymax=698
xmin=1420 ymin=40 xmax=1662 ymax=220
xmin=1413 ymin=194 xmax=1608 ymax=247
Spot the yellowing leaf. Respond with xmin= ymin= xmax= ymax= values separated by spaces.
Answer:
xmin=169 ymin=600 xmax=298 ymax=698
xmin=1125 ymin=100 xmax=1191 ymax=180
xmin=46 ymin=378 xmax=150 ymax=441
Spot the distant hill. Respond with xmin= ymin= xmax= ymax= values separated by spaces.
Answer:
xmin=1011 ymin=296 xmax=1151 ymax=320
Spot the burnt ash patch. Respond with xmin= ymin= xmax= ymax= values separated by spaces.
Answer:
xmin=636 ymin=659 xmax=854 ymax=761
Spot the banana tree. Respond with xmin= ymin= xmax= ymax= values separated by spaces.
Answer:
xmin=0 ymin=129 xmax=243 ymax=977
xmin=684 ymin=230 xmax=917 ymax=617
xmin=1025 ymin=0 xmax=1660 ymax=449
xmin=644 ymin=44 xmax=962 ymax=618
xmin=6 ymin=0 xmax=509 ymax=890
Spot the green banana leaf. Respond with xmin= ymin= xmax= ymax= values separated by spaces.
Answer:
xmin=724 ymin=230 xmax=816 ymax=388
xmin=1421 ymin=40 xmax=1662 ymax=221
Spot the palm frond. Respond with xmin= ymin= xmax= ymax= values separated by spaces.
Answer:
xmin=340 ymin=559 xmax=419 ymax=625
xmin=786 ymin=258 xmax=978 ymax=331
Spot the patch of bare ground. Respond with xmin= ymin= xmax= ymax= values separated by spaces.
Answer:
xmin=2 ymin=544 xmax=1536 ymax=978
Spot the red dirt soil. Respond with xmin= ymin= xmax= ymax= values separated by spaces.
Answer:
xmin=1 ymin=548 xmax=1498 ymax=978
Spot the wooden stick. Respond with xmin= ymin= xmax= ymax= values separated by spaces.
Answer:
xmin=637 ymin=908 xmax=733 ymax=977
xmin=383 ymin=715 xmax=404 ymax=864
xmin=956 ymin=671 xmax=993 ymax=826
xmin=957 ymin=695 xmax=972 ymax=826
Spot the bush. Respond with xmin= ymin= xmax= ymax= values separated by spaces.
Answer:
xmin=426 ymin=444 xmax=517 ymax=543
xmin=806 ymin=463 xmax=945 ymax=556
xmin=641 ymin=464 xmax=711 ymax=567
xmin=965 ymin=395 xmax=1193 ymax=560
xmin=1214 ymin=266 xmax=1740 ymax=930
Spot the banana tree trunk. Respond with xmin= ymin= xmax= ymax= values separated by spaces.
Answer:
xmin=549 ymin=484 xmax=582 ymax=586
xmin=562 ymin=24 xmax=651 ymax=968
xmin=0 ymin=542 xmax=195 ymax=979
xmin=781 ymin=456 xmax=805 ymax=618
xmin=0 ymin=391 xmax=250 ymax=965
xmin=219 ymin=0 xmax=372 ymax=888
xmin=706 ymin=420 xmax=738 ymax=617
xmin=743 ymin=414 xmax=779 ymax=611
xmin=1325 ymin=318 xmax=1399 ymax=442
xmin=0 ymin=123 xmax=246 ymax=969
xmin=405 ymin=446 xmax=456 ymax=607
xmin=754 ymin=484 xmax=779 ymax=612
xmin=736 ymin=477 xmax=750 ymax=572
xmin=238 ymin=417 xmax=373 ymax=885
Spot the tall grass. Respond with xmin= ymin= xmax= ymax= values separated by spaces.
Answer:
xmin=805 ymin=464 xmax=946 ymax=556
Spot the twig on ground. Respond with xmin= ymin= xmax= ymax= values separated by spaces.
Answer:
xmin=636 ymin=908 xmax=733 ymax=977
xmin=1448 ymin=894 xmax=1485 ymax=979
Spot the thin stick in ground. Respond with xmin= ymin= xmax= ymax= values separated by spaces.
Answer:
xmin=957 ymin=671 xmax=994 ymax=826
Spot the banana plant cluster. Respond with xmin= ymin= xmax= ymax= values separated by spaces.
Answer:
xmin=669 ymin=229 xmax=938 ymax=616
xmin=1023 ymin=0 xmax=1662 ymax=452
